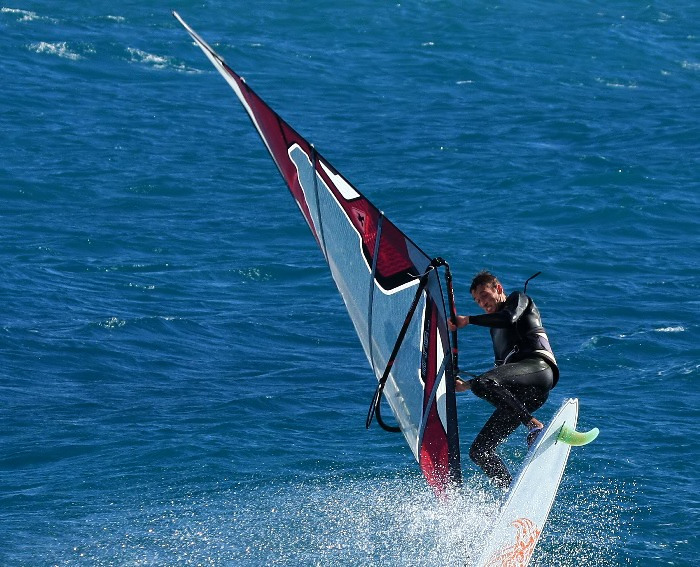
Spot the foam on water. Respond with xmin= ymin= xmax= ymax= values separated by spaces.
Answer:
xmin=1 ymin=7 xmax=49 ymax=23
xmin=28 ymin=41 xmax=84 ymax=60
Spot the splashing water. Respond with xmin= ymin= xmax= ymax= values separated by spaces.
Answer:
xmin=46 ymin=471 xmax=624 ymax=566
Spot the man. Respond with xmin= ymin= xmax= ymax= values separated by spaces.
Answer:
xmin=448 ymin=270 xmax=558 ymax=489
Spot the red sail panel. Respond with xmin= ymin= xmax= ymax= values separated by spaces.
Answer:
xmin=419 ymin=298 xmax=452 ymax=496
xmin=227 ymin=77 xmax=321 ymax=244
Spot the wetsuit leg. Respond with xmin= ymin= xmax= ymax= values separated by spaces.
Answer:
xmin=469 ymin=408 xmax=520 ymax=489
xmin=470 ymin=357 xmax=553 ymax=425
xmin=469 ymin=357 xmax=554 ymax=488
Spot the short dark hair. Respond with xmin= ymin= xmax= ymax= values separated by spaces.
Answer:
xmin=470 ymin=270 xmax=501 ymax=294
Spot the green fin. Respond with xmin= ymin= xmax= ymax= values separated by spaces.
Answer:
xmin=558 ymin=424 xmax=599 ymax=446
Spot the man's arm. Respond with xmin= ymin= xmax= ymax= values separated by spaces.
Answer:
xmin=469 ymin=291 xmax=529 ymax=328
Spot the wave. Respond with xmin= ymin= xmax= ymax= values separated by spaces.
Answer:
xmin=654 ymin=325 xmax=685 ymax=333
xmin=28 ymin=41 xmax=86 ymax=60
xmin=126 ymin=47 xmax=200 ymax=73
xmin=1 ymin=7 xmax=44 ymax=22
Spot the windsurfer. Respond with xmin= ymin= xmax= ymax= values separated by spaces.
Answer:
xmin=447 ymin=270 xmax=558 ymax=489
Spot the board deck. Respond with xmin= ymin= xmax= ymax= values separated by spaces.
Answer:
xmin=472 ymin=398 xmax=582 ymax=566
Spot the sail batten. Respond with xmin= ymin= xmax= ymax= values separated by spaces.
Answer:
xmin=174 ymin=12 xmax=461 ymax=494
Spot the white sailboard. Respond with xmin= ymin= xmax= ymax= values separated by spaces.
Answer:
xmin=473 ymin=398 xmax=599 ymax=566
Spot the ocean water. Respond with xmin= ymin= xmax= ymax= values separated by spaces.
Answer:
xmin=2 ymin=1 xmax=698 ymax=565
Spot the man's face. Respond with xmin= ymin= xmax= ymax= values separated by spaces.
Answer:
xmin=471 ymin=283 xmax=503 ymax=314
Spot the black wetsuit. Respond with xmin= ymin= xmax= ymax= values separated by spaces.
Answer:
xmin=467 ymin=291 xmax=558 ymax=489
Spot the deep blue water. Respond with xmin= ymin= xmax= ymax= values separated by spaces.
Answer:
xmin=2 ymin=1 xmax=698 ymax=565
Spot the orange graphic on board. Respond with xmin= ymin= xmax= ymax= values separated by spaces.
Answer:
xmin=484 ymin=517 xmax=542 ymax=567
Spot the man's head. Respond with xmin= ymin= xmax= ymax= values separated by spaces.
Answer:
xmin=470 ymin=270 xmax=506 ymax=314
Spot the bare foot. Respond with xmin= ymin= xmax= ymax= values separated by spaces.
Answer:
xmin=526 ymin=418 xmax=545 ymax=448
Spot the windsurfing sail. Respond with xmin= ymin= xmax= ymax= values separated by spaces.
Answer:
xmin=173 ymin=12 xmax=461 ymax=494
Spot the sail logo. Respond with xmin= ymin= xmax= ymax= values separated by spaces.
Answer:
xmin=484 ymin=517 xmax=541 ymax=567
xmin=353 ymin=207 xmax=367 ymax=231
xmin=420 ymin=311 xmax=431 ymax=384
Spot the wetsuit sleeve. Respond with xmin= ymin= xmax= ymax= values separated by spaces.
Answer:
xmin=469 ymin=291 xmax=530 ymax=328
